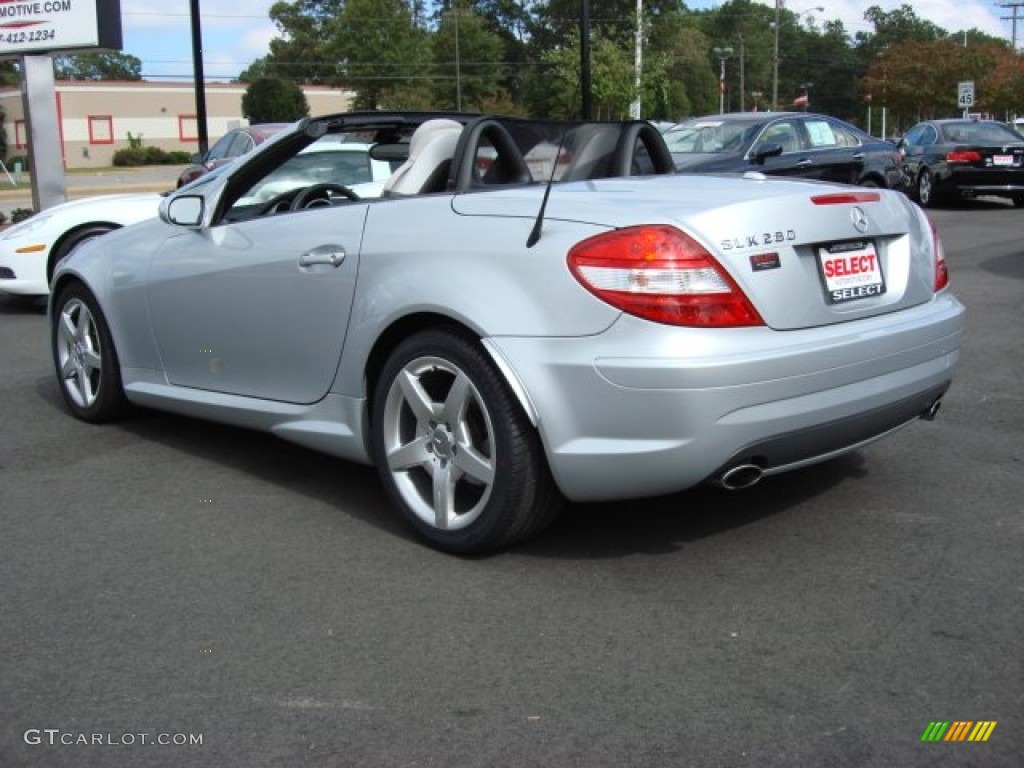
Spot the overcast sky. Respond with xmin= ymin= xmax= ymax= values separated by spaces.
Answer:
xmin=117 ymin=0 xmax=1015 ymax=82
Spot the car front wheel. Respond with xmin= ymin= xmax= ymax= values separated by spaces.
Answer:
xmin=51 ymin=283 xmax=129 ymax=423
xmin=371 ymin=328 xmax=561 ymax=553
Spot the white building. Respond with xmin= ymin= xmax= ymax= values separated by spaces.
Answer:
xmin=0 ymin=80 xmax=354 ymax=169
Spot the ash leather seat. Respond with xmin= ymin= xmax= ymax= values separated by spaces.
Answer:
xmin=382 ymin=119 xmax=464 ymax=196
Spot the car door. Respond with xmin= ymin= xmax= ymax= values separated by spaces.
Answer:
xmin=900 ymin=123 xmax=937 ymax=177
xmin=146 ymin=201 xmax=367 ymax=405
xmin=749 ymin=118 xmax=819 ymax=180
xmin=800 ymin=117 xmax=864 ymax=185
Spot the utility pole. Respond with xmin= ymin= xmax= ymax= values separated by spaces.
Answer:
xmin=189 ymin=0 xmax=208 ymax=156
xmin=772 ymin=0 xmax=780 ymax=110
xmin=738 ymin=33 xmax=745 ymax=111
xmin=631 ymin=0 xmax=642 ymax=119
xmin=999 ymin=2 xmax=1024 ymax=50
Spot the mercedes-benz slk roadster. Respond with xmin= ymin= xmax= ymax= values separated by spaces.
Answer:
xmin=49 ymin=112 xmax=965 ymax=553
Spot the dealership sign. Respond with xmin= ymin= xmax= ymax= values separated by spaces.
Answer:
xmin=0 ymin=0 xmax=122 ymax=56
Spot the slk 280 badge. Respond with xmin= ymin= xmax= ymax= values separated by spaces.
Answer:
xmin=721 ymin=230 xmax=796 ymax=251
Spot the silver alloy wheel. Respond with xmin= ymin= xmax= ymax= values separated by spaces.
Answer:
xmin=56 ymin=297 xmax=103 ymax=409
xmin=918 ymin=170 xmax=932 ymax=205
xmin=380 ymin=355 xmax=496 ymax=531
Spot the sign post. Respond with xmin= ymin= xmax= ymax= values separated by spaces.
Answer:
xmin=0 ymin=0 xmax=123 ymax=212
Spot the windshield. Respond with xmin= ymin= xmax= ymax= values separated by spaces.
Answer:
xmin=939 ymin=121 xmax=1024 ymax=144
xmin=664 ymin=119 xmax=762 ymax=154
xmin=241 ymin=140 xmax=384 ymax=203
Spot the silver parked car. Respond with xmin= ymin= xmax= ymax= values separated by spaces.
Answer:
xmin=50 ymin=112 xmax=964 ymax=553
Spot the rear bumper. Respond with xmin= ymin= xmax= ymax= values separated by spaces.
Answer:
xmin=941 ymin=167 xmax=1024 ymax=195
xmin=487 ymin=292 xmax=964 ymax=501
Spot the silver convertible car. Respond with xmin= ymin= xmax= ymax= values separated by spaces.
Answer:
xmin=50 ymin=111 xmax=965 ymax=553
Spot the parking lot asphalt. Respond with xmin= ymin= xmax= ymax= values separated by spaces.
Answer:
xmin=0 ymin=200 xmax=1021 ymax=767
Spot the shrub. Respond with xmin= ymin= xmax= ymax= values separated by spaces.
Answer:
xmin=113 ymin=147 xmax=193 ymax=167
xmin=11 ymin=207 xmax=35 ymax=223
xmin=144 ymin=146 xmax=167 ymax=164
xmin=113 ymin=148 xmax=147 ymax=166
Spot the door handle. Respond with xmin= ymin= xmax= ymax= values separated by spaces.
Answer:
xmin=299 ymin=247 xmax=345 ymax=268
xmin=796 ymin=158 xmax=813 ymax=167
xmin=852 ymin=152 xmax=865 ymax=160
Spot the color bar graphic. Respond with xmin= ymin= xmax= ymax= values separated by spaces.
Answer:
xmin=921 ymin=721 xmax=996 ymax=742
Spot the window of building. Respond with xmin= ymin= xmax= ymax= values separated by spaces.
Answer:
xmin=179 ymin=115 xmax=199 ymax=142
xmin=14 ymin=119 xmax=27 ymax=149
xmin=88 ymin=115 xmax=114 ymax=145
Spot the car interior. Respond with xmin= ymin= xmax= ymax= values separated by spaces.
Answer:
xmin=213 ymin=115 xmax=677 ymax=225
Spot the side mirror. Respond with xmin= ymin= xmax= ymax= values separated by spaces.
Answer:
xmin=161 ymin=195 xmax=204 ymax=228
xmin=750 ymin=143 xmax=784 ymax=165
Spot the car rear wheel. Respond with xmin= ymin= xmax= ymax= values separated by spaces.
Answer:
xmin=916 ymin=169 xmax=936 ymax=207
xmin=51 ymin=283 xmax=129 ymax=423
xmin=48 ymin=225 xmax=116 ymax=286
xmin=1011 ymin=195 xmax=1024 ymax=208
xmin=371 ymin=328 xmax=562 ymax=553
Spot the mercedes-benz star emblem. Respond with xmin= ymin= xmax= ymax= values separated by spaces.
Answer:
xmin=851 ymin=206 xmax=869 ymax=233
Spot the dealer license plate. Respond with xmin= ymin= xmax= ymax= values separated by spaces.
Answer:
xmin=818 ymin=241 xmax=885 ymax=304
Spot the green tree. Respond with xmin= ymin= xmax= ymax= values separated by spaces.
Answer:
xmin=541 ymin=29 xmax=636 ymax=119
xmin=256 ymin=0 xmax=345 ymax=82
xmin=332 ymin=0 xmax=433 ymax=109
xmin=432 ymin=2 xmax=507 ymax=110
xmin=241 ymin=77 xmax=311 ymax=122
xmin=53 ymin=52 xmax=142 ymax=81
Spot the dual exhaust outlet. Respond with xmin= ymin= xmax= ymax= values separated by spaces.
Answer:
xmin=713 ymin=397 xmax=945 ymax=491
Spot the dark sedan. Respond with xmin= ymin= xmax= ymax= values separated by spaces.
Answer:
xmin=664 ymin=112 xmax=906 ymax=191
xmin=176 ymin=123 xmax=289 ymax=187
xmin=898 ymin=119 xmax=1024 ymax=207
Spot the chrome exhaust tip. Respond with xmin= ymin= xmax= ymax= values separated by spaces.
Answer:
xmin=921 ymin=398 xmax=942 ymax=421
xmin=716 ymin=463 xmax=765 ymax=491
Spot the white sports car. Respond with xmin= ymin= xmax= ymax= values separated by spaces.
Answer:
xmin=0 ymin=193 xmax=162 ymax=296
xmin=50 ymin=111 xmax=965 ymax=553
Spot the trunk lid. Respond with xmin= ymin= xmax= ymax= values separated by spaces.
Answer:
xmin=452 ymin=174 xmax=939 ymax=330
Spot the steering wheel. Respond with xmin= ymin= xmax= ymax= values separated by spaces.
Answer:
xmin=290 ymin=183 xmax=360 ymax=211
xmin=257 ymin=190 xmax=299 ymax=216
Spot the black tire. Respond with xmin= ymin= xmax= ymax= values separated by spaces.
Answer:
xmin=858 ymin=178 xmax=880 ymax=189
xmin=48 ymin=225 xmax=116 ymax=286
xmin=51 ymin=282 xmax=129 ymax=423
xmin=370 ymin=327 xmax=562 ymax=554
xmin=1011 ymin=195 xmax=1024 ymax=208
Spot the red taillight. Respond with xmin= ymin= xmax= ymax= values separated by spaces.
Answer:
xmin=946 ymin=150 xmax=982 ymax=163
xmin=930 ymin=219 xmax=949 ymax=292
xmin=567 ymin=225 xmax=764 ymax=327
xmin=811 ymin=191 xmax=881 ymax=205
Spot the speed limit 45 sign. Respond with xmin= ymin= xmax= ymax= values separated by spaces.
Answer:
xmin=958 ymin=81 xmax=975 ymax=108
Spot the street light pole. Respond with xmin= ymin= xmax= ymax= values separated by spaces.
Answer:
xmin=772 ymin=0 xmax=780 ymax=111
xmin=713 ymin=46 xmax=733 ymax=114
